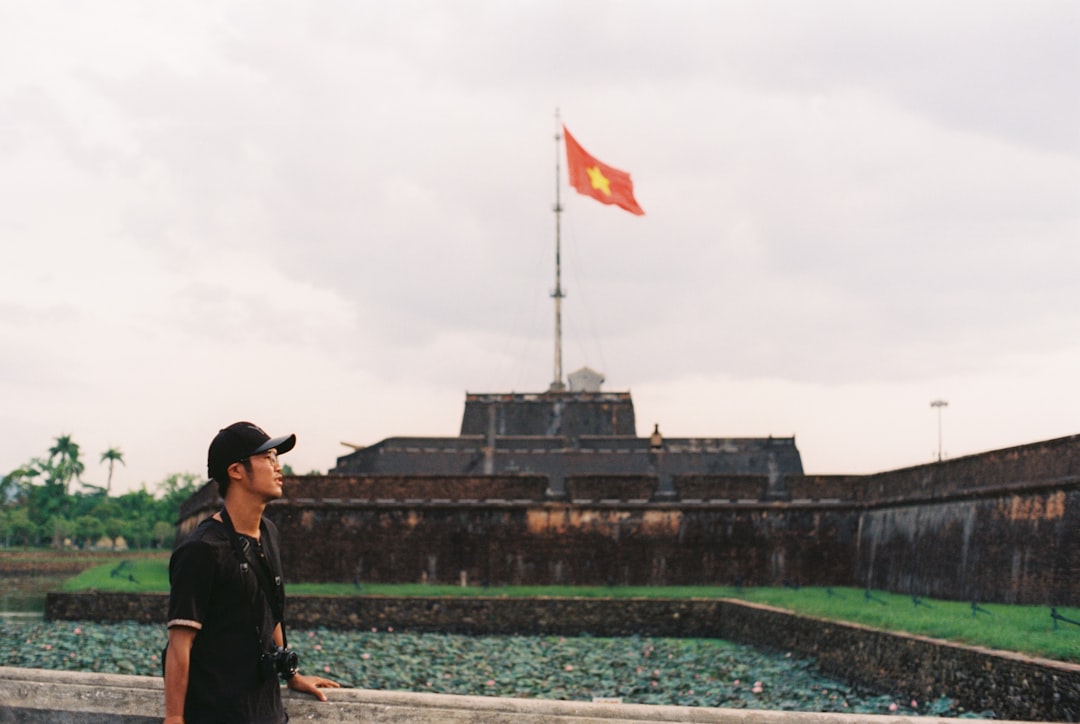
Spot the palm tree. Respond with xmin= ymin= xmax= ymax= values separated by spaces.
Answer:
xmin=48 ymin=435 xmax=84 ymax=495
xmin=100 ymin=447 xmax=125 ymax=496
xmin=1 ymin=465 xmax=38 ymax=504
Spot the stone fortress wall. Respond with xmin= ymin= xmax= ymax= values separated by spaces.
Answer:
xmin=178 ymin=433 xmax=1080 ymax=605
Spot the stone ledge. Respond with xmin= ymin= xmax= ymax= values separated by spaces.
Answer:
xmin=0 ymin=666 xmax=989 ymax=724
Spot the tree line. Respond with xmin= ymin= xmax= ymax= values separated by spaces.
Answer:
xmin=0 ymin=435 xmax=205 ymax=549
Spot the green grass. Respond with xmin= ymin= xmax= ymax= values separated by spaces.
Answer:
xmin=59 ymin=560 xmax=1080 ymax=663
xmin=736 ymin=587 xmax=1080 ymax=664
xmin=60 ymin=558 xmax=170 ymax=593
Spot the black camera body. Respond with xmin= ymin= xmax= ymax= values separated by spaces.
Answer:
xmin=259 ymin=645 xmax=299 ymax=682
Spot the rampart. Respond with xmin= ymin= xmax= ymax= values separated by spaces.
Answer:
xmin=176 ymin=434 xmax=1080 ymax=604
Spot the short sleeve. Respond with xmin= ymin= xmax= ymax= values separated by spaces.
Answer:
xmin=168 ymin=540 xmax=217 ymax=630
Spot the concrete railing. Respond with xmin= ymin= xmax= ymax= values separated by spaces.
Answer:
xmin=0 ymin=666 xmax=991 ymax=724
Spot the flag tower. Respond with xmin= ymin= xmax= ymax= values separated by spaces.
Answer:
xmin=549 ymin=111 xmax=644 ymax=392
xmin=550 ymin=110 xmax=567 ymax=392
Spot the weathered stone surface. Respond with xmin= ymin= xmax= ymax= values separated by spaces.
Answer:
xmin=177 ymin=435 xmax=1080 ymax=601
xmin=311 ymin=436 xmax=1080 ymax=600
xmin=0 ymin=665 xmax=1029 ymax=723
xmin=853 ymin=491 xmax=1080 ymax=604
xmin=261 ymin=498 xmax=861 ymax=588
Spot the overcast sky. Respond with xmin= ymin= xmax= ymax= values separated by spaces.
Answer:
xmin=2 ymin=1 xmax=1078 ymax=494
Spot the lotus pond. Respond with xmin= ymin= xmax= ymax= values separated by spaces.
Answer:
xmin=0 ymin=619 xmax=986 ymax=717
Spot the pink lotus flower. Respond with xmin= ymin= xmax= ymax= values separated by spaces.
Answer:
xmin=314 ymin=644 xmax=322 ymax=651
xmin=323 ymin=665 xmax=330 ymax=673
xmin=911 ymin=700 xmax=918 ymax=709
xmin=73 ymin=627 xmax=82 ymax=635
xmin=889 ymin=703 xmax=899 ymax=712
xmin=564 ymin=664 xmax=574 ymax=672
xmin=361 ymin=653 xmax=371 ymax=660
xmin=486 ymin=679 xmax=495 ymax=687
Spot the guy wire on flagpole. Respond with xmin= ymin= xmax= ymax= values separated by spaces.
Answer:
xmin=550 ymin=108 xmax=567 ymax=392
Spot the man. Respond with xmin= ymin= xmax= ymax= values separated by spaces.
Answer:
xmin=164 ymin=422 xmax=339 ymax=723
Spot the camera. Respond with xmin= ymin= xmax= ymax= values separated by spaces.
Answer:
xmin=259 ymin=645 xmax=299 ymax=682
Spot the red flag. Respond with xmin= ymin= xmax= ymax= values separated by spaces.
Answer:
xmin=563 ymin=125 xmax=644 ymax=216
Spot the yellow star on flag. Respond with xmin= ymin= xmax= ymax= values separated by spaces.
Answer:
xmin=586 ymin=166 xmax=612 ymax=196
xmin=563 ymin=125 xmax=644 ymax=215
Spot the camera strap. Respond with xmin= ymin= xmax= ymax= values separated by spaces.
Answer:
xmin=219 ymin=507 xmax=288 ymax=649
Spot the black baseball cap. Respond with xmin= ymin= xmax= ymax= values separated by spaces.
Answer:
xmin=207 ymin=421 xmax=296 ymax=483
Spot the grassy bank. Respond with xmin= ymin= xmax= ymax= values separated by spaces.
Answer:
xmin=0 ymin=550 xmax=168 ymax=613
xmin=52 ymin=558 xmax=1080 ymax=663
xmin=59 ymin=557 xmax=169 ymax=592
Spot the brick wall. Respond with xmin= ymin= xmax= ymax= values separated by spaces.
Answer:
xmin=856 ymin=489 xmax=1080 ymax=605
xmin=176 ymin=434 xmax=1080 ymax=603
xmin=851 ymin=434 xmax=1080 ymax=503
xmin=674 ymin=475 xmax=769 ymax=501
xmin=266 ymin=502 xmax=859 ymax=588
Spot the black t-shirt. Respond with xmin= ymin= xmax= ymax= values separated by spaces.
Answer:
xmin=168 ymin=515 xmax=287 ymax=723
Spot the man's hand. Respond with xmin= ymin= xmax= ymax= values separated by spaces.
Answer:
xmin=286 ymin=672 xmax=341 ymax=701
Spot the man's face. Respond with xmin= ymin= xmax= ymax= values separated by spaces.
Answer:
xmin=232 ymin=448 xmax=283 ymax=501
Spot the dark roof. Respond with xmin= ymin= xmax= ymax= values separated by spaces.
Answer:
xmin=331 ymin=390 xmax=803 ymax=479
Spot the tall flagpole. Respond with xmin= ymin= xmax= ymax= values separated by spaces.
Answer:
xmin=550 ymin=110 xmax=567 ymax=392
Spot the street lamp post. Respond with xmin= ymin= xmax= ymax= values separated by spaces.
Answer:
xmin=930 ymin=399 xmax=948 ymax=462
